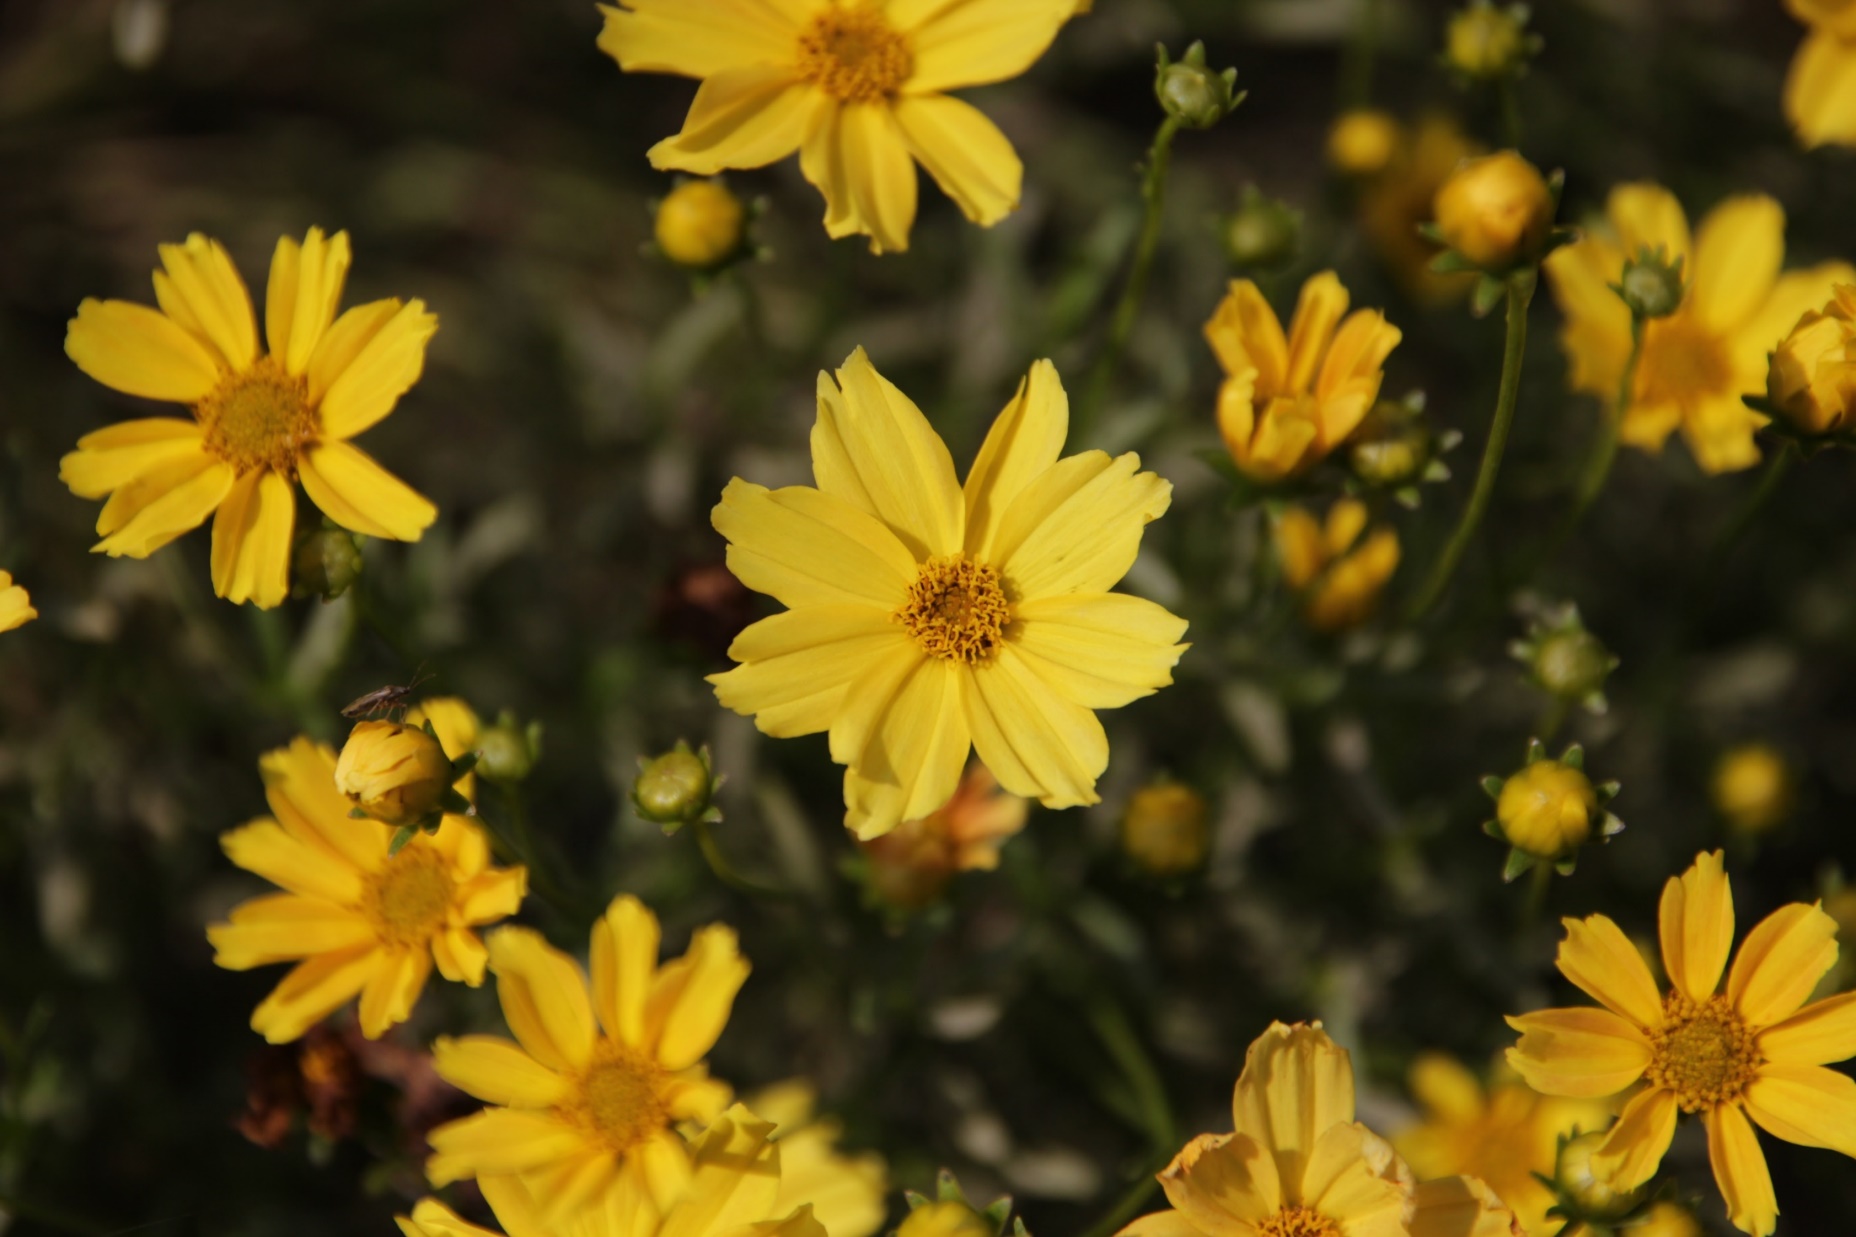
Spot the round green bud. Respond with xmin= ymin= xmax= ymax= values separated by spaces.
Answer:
xmin=1154 ymin=42 xmax=1240 ymax=130
xmin=1554 ymin=1130 xmax=1649 ymax=1221
xmin=1223 ymin=192 xmax=1301 ymax=270
xmin=476 ymin=715 xmax=540 ymax=784
xmin=292 ymin=525 xmax=363 ymax=601
xmin=1618 ymin=250 xmax=1686 ymax=320
xmin=1532 ymin=629 xmax=1614 ymax=701
xmin=633 ymin=746 xmax=714 ymax=824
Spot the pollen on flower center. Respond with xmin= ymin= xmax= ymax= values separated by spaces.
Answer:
xmin=1256 ymin=1206 xmax=1343 ymax=1237
xmin=1636 ymin=317 xmax=1732 ymax=405
xmin=363 ymin=846 xmax=455 ymax=948
xmin=565 ymin=1042 xmax=669 ymax=1155
xmin=196 ymin=355 xmax=318 ymax=476
xmin=895 ymin=554 xmax=1012 ymax=664
xmin=1645 ymin=992 xmax=1760 ymax=1113
xmin=796 ymin=6 xmax=913 ymax=103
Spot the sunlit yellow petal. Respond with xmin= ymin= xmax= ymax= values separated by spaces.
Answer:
xmin=1705 ymin=1103 xmax=1778 ymax=1237
xmin=1786 ymin=27 xmax=1856 ymax=150
xmin=314 ymin=298 xmax=438 ymax=439
xmin=709 ymin=606 xmax=912 ymax=737
xmin=841 ymin=656 xmax=972 ymax=837
xmin=262 ymin=737 xmax=387 ymax=873
xmin=839 ymin=101 xmax=917 ymax=254
xmin=1407 ymin=1176 xmax=1523 ymax=1237
xmin=814 ymin=346 xmax=963 ymax=557
xmin=299 ymin=440 xmax=437 ymax=541
xmin=487 ymin=927 xmax=598 ymax=1073
xmin=207 ymin=893 xmax=374 ymax=968
xmin=1154 ymin=1131 xmax=1281 ymax=1230
xmin=66 ymin=299 xmax=221 ymax=403
xmin=1743 ymin=1061 xmax=1856 ymax=1158
xmin=1609 ymin=183 xmax=1692 ymax=265
xmin=249 ymin=946 xmax=381 ymax=1044
xmin=399 ymin=1197 xmax=506 ymax=1237
xmin=0 ymin=576 xmax=32 ymax=634
xmin=655 ymin=925 xmax=750 ymax=1071
xmin=1010 ymin=593 xmax=1189 ymax=709
xmin=1727 ymin=902 xmax=1840 ymax=1029
xmin=426 ymin=1108 xmax=591 ymax=1185
xmin=358 ymin=947 xmax=433 ymax=1038
xmin=433 ymin=1036 xmax=570 ymax=1109
xmin=966 ymin=644 xmax=1106 ymax=810
xmin=892 ymin=93 xmax=1022 ymax=228
xmin=1229 ymin=1021 xmax=1357 ymax=1192
xmin=1558 ymin=913 xmax=1667 ymax=1028
xmin=1505 ymin=1007 xmax=1652 ymax=1097
xmin=1760 ymin=990 xmax=1856 ymax=1066
xmin=1660 ymin=849 xmax=1735 ymax=1004
xmin=1687 ymin=197 xmax=1784 ymax=334
xmin=155 ymin=233 xmax=259 ymax=370
xmin=1283 ymin=272 xmax=1350 ymax=395
xmin=993 ymin=451 xmax=1171 ymax=599
xmin=961 ymin=359 xmax=1069 ymax=560
xmin=1592 ymin=1085 xmax=1679 ymax=1192
xmin=210 ymin=468 xmax=295 ymax=609
xmin=266 ymin=227 xmax=353 ymax=374
xmin=648 ymin=66 xmax=816 ymax=176
xmin=93 ymin=456 xmax=234 ymax=559
xmin=596 ymin=0 xmax=803 ymax=79
xmin=898 ymin=0 xmax=1075 ymax=95
xmin=592 ymin=894 xmax=661 ymax=1050
xmin=714 ymin=479 xmax=918 ymax=609
xmin=219 ymin=818 xmax=364 ymax=904
xmin=1302 ymin=1122 xmax=1409 ymax=1229
xmin=59 ymin=418 xmax=206 ymax=499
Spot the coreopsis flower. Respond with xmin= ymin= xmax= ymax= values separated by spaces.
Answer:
xmin=1507 ymin=850 xmax=1856 ymax=1237
xmin=654 ymin=179 xmax=749 ymax=271
xmin=206 ymin=734 xmax=527 ymax=1043
xmin=597 ymin=0 xmax=1078 ymax=254
xmin=1481 ymin=740 xmax=1622 ymax=881
xmin=1328 ymin=108 xmax=1401 ymax=177
xmin=1785 ymin=0 xmax=1856 ymax=148
xmin=747 ymin=1080 xmax=889 ymax=1237
xmin=1544 ymin=184 xmax=1855 ymax=473
xmin=1205 ymin=273 xmax=1402 ymax=483
xmin=1766 ymin=283 xmax=1856 ymax=437
xmin=1273 ymin=499 xmax=1401 ymax=632
xmin=1712 ymin=744 xmax=1795 ymax=836
xmin=402 ymin=1105 xmax=825 ymax=1237
xmin=860 ymin=763 xmax=1028 ymax=909
xmin=1394 ymin=1053 xmax=1609 ymax=1236
xmin=1120 ymin=781 xmax=1209 ymax=877
xmin=708 ymin=350 xmax=1188 ymax=839
xmin=425 ymin=895 xmax=749 ymax=1222
xmin=61 ymin=229 xmax=438 ymax=607
xmin=1118 ymin=1022 xmax=1521 ymax=1237
xmin=0 ymin=571 xmax=36 ymax=633
xmin=1360 ymin=114 xmax=1481 ymax=304
xmin=1431 ymin=151 xmax=1553 ymax=273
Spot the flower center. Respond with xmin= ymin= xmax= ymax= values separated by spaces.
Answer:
xmin=362 ymin=845 xmax=455 ymax=948
xmin=563 ymin=1042 xmax=669 ymax=1156
xmin=1635 ymin=316 xmax=1732 ymax=408
xmin=1645 ymin=992 xmax=1760 ymax=1113
xmin=196 ymin=356 xmax=318 ymax=476
xmin=1256 ymin=1207 xmax=1342 ymax=1237
xmin=797 ymin=5 xmax=912 ymax=102
xmin=895 ymin=554 xmax=1011 ymax=664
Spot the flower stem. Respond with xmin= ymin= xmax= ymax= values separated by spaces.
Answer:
xmin=1405 ymin=274 xmax=1535 ymax=621
xmin=1531 ymin=317 xmax=1643 ymax=574
xmin=693 ymin=816 xmax=792 ymax=900
xmin=1340 ymin=0 xmax=1382 ymax=107
xmin=1707 ymin=440 xmax=1797 ymax=572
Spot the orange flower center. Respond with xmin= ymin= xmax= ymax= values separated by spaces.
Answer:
xmin=1635 ymin=316 xmax=1732 ymax=408
xmin=797 ymin=5 xmax=912 ymax=102
xmin=895 ymin=554 xmax=1011 ymax=664
xmin=564 ymin=1041 xmax=670 ymax=1156
xmin=362 ymin=845 xmax=455 ymax=948
xmin=1646 ymin=992 xmax=1760 ymax=1113
xmin=1256 ymin=1207 xmax=1342 ymax=1237
xmin=197 ymin=356 xmax=319 ymax=476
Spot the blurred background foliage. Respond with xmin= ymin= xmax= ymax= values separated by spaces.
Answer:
xmin=2 ymin=0 xmax=1856 ymax=1233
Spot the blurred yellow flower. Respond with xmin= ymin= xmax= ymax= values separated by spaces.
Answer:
xmin=1119 ymin=1022 xmax=1520 ymax=1237
xmin=61 ymin=229 xmax=439 ymax=607
xmin=655 ymin=178 xmax=747 ymax=270
xmin=1328 ymin=108 xmax=1401 ymax=177
xmin=1507 ymin=850 xmax=1856 ymax=1237
xmin=1432 ymin=151 xmax=1553 ymax=272
xmin=1785 ymin=0 xmax=1856 ymax=148
xmin=1636 ymin=1201 xmax=1704 ymax=1237
xmin=1445 ymin=2 xmax=1529 ymax=80
xmin=1360 ymin=114 xmax=1481 ymax=304
xmin=899 ymin=1202 xmax=990 ymax=1237
xmin=426 ymin=895 xmax=749 ymax=1222
xmin=206 ymin=725 xmax=526 ymax=1043
xmin=1544 ymin=184 xmax=1855 ymax=473
xmin=748 ymin=1080 xmax=889 ymax=1237
xmin=335 ymin=719 xmax=459 ymax=829
xmin=708 ymin=349 xmax=1188 ymax=839
xmin=1395 ymin=1052 xmax=1610 ymax=1236
xmin=598 ymin=0 xmax=1078 ymax=254
xmin=1205 ymin=272 xmax=1402 ymax=482
xmin=1274 ymin=499 xmax=1400 ymax=633
xmin=1120 ymin=781 xmax=1209 ymax=876
xmin=860 ymin=763 xmax=1028 ymax=909
xmin=1711 ymin=744 xmax=1794 ymax=836
xmin=1767 ymin=284 xmax=1856 ymax=436
xmin=0 ymin=571 xmax=36 ymax=633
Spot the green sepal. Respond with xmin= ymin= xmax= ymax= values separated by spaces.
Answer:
xmin=1560 ymin=743 xmax=1585 ymax=770
xmin=1601 ymin=812 xmax=1626 ymax=838
xmin=1428 ymin=248 xmax=1479 ymax=275
xmin=936 ymin=1169 xmax=966 ymax=1205
xmin=1481 ymin=818 xmax=1505 ymax=839
xmin=981 ymin=1198 xmax=1014 ymax=1233
xmin=348 ymin=807 xmax=370 ymax=819
xmin=451 ymin=750 xmax=480 ymax=778
xmin=1481 ymin=775 xmax=1506 ymax=799
xmin=902 ymin=1191 xmax=932 ymax=1212
xmin=1524 ymin=737 xmax=1548 ymax=763
xmin=1554 ymin=858 xmax=1578 ymax=876
xmin=387 ymin=826 xmax=416 ymax=857
xmin=1470 ymin=274 xmax=1507 ymax=318
xmin=440 ymin=788 xmax=474 ymax=817
xmin=1595 ymin=780 xmax=1621 ymax=803
xmin=1503 ymin=848 xmax=1538 ymax=882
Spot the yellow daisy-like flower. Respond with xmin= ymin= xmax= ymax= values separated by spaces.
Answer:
xmin=596 ymin=0 xmax=1078 ymax=254
xmin=402 ymin=1105 xmax=825 ymax=1237
xmin=1785 ymin=0 xmax=1856 ymax=149
xmin=747 ymin=1080 xmax=890 ymax=1237
xmin=206 ymin=708 xmax=527 ymax=1044
xmin=1204 ymin=272 xmax=1402 ymax=483
xmin=1119 ymin=1022 xmax=1522 ymax=1237
xmin=61 ymin=228 xmax=438 ymax=607
xmin=426 ymin=895 xmax=750 ymax=1223
xmin=1506 ymin=850 xmax=1856 ymax=1237
xmin=1394 ymin=1053 xmax=1610 ymax=1236
xmin=1273 ymin=499 xmax=1401 ymax=633
xmin=707 ymin=348 xmax=1189 ymax=839
xmin=1543 ymin=184 xmax=1854 ymax=474
xmin=0 ymin=571 xmax=36 ymax=633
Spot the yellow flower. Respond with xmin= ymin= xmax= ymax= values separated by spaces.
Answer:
xmin=1432 ymin=151 xmax=1552 ymax=272
xmin=598 ymin=0 xmax=1077 ymax=254
xmin=1328 ymin=109 xmax=1401 ymax=177
xmin=1360 ymin=114 xmax=1481 ymax=304
xmin=1544 ymin=184 xmax=1855 ymax=474
xmin=1712 ymin=744 xmax=1794 ymax=836
xmin=1394 ymin=1053 xmax=1609 ymax=1236
xmin=1767 ymin=284 xmax=1856 ymax=436
xmin=336 ymin=719 xmax=460 ymax=829
xmin=747 ymin=1080 xmax=889 ymax=1237
xmin=1274 ymin=499 xmax=1400 ymax=633
xmin=1205 ymin=272 xmax=1403 ymax=482
xmin=426 ymin=895 xmax=750 ymax=1222
xmin=1785 ymin=0 xmax=1856 ymax=149
xmin=655 ymin=179 xmax=748 ymax=270
xmin=860 ymin=762 xmax=1029 ymax=908
xmin=1444 ymin=3 xmax=1528 ymax=80
xmin=402 ymin=1105 xmax=826 ymax=1237
xmin=60 ymin=229 xmax=439 ymax=607
xmin=1496 ymin=760 xmax=1598 ymax=862
xmin=1506 ymin=850 xmax=1856 ymax=1237
xmin=1119 ymin=1022 xmax=1521 ymax=1237
xmin=1120 ymin=781 xmax=1209 ymax=877
xmin=205 ymin=729 xmax=526 ymax=1043
xmin=708 ymin=349 xmax=1188 ymax=839
xmin=0 ymin=571 xmax=36 ymax=633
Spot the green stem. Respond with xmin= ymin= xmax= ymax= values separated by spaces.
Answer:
xmin=692 ymin=817 xmax=792 ymax=900
xmin=1340 ymin=0 xmax=1382 ymax=108
xmin=1404 ymin=274 xmax=1535 ymax=622
xmin=1707 ymin=441 xmax=1796 ymax=571
xmin=1531 ymin=318 xmax=1643 ymax=576
xmin=1076 ymin=1151 xmax=1170 ymax=1237
xmin=1079 ymin=115 xmax=1183 ymax=438
xmin=1520 ymin=859 xmax=1553 ymax=931
xmin=481 ymin=783 xmax=578 ymax=919
xmin=1498 ymin=79 xmax=1523 ymax=149
xmin=1088 ymin=1000 xmax=1176 ymax=1151
xmin=1535 ymin=696 xmax=1571 ymax=747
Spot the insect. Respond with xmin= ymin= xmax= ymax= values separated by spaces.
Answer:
xmin=340 ymin=668 xmax=432 ymax=720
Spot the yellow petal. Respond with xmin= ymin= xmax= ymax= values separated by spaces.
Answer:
xmin=219 ymin=818 xmax=364 ymax=904
xmin=1505 ymin=1007 xmax=1652 ymax=1097
xmin=647 ymin=65 xmax=816 ymax=176
xmin=0 ymin=578 xmax=32 ymax=634
xmin=1229 ymin=1021 xmax=1356 ymax=1193
xmin=826 ymin=640 xmax=925 ymax=768
xmin=660 ymin=1106 xmax=780 ymax=1237
xmin=1274 ymin=506 xmax=1326 ymax=589
xmin=1786 ymin=27 xmax=1856 ymax=150
xmin=314 ymin=298 xmax=438 ymax=439
xmin=965 ymin=645 xmax=1107 ymax=810
xmin=841 ymin=656 xmax=973 ymax=837
xmin=358 ymin=947 xmax=433 ymax=1037
xmin=1406 ymin=1053 xmax=1484 ymax=1123
xmin=1558 ymin=913 xmax=1667 ymax=1028
xmin=306 ymin=299 xmax=400 ymax=406
xmin=266 ymin=227 xmax=353 ymax=375
xmin=898 ymin=0 xmax=1075 ymax=95
xmin=433 ymin=1035 xmax=570 ymax=1108
xmin=210 ymin=468 xmax=295 ymax=609
xmin=1609 ymin=183 xmax=1692 ymax=267
xmin=262 ymin=736 xmax=387 ymax=873
xmin=1727 ymin=902 xmax=1840 ymax=1028
xmin=400 ymin=1198 xmax=505 ymax=1237
xmin=1154 ymin=1131 xmax=1281 ymax=1231
xmin=59 ymin=417 xmax=206 ymax=499
xmin=1688 ymin=197 xmax=1784 ymax=334
xmin=961 ymin=359 xmax=1069 ymax=560
xmin=1592 ymin=1085 xmax=1679 ymax=1192
xmin=1312 ymin=309 xmax=1400 ymax=435
xmin=1282 ymin=271 xmax=1349 ymax=396
xmin=426 ymin=1108 xmax=590 ymax=1185
xmin=1408 ymin=1175 xmax=1524 ymax=1237
xmin=713 ymin=479 xmax=918 ymax=609
xmin=655 ymin=924 xmax=749 ymax=1071
xmin=892 ymin=93 xmax=1022 ymax=228
xmin=65 ymin=299 xmax=221 ymax=402
xmin=487 ymin=926 xmax=598 ymax=1072
xmin=93 ymin=456 xmax=234 ymax=558
xmin=154 ymin=233 xmax=258 ymax=370
xmin=299 ymin=440 xmax=437 ymax=541
xmin=801 ymin=101 xmax=859 ymax=240
xmin=1114 ymin=1214 xmax=1204 ymax=1237
xmin=1618 ymin=397 xmax=1684 ymax=454
xmin=475 ymin=1176 xmax=551 ymax=1237
xmin=666 ymin=1069 xmax=733 ymax=1124
xmin=1204 ymin=280 xmax=1289 ymax=394
xmin=1660 ymin=849 xmax=1735 ymax=1004
xmin=519 ymin=1147 xmax=622 ymax=1221
xmin=207 ymin=893 xmax=375 ymax=969
xmin=592 ymin=894 xmax=661 ymax=1049
xmin=993 ymin=450 xmax=1171 ymax=598
xmin=1743 ymin=1061 xmax=1856 ymax=1158
xmin=1301 ymin=1122 xmax=1409 ymax=1230
xmin=1679 ymin=393 xmax=1766 ymax=476
xmin=637 ymin=1126 xmax=696 ymax=1212
xmin=249 ymin=945 xmax=381 ymax=1044
xmin=595 ymin=0 xmax=802 ymax=79
xmin=709 ymin=605 xmax=912 ymax=738
xmin=1010 ymin=593 xmax=1188 ymax=709
xmin=434 ymin=925 xmax=491 ymax=985
xmin=1545 ymin=234 xmax=1634 ymax=399
xmin=839 ymin=101 xmax=917 ymax=254
xmin=1759 ymin=990 xmax=1856 ymax=1066
xmin=1705 ymin=1103 xmax=1778 ymax=1237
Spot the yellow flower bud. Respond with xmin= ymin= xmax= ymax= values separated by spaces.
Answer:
xmin=1121 ymin=782 xmax=1210 ymax=876
xmin=1790 ymin=0 xmax=1856 ymax=39
xmin=1328 ymin=109 xmax=1402 ymax=177
xmin=632 ymin=742 xmax=719 ymax=827
xmin=1445 ymin=3 xmax=1528 ymax=80
xmin=654 ymin=179 xmax=746 ymax=270
xmin=1711 ymin=743 xmax=1793 ymax=835
xmin=1432 ymin=151 xmax=1553 ymax=271
xmin=898 ymin=1202 xmax=992 ymax=1237
xmin=1767 ymin=284 xmax=1856 ymax=436
xmin=1635 ymin=1202 xmax=1702 ymax=1237
xmin=1554 ymin=1129 xmax=1649 ymax=1220
xmin=1497 ymin=759 xmax=1597 ymax=860
xmin=334 ymin=720 xmax=458 ymax=828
